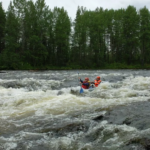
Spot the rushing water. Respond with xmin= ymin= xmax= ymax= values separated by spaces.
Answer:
xmin=0 ymin=70 xmax=150 ymax=150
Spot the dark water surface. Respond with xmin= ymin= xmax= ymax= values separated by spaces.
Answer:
xmin=0 ymin=70 xmax=150 ymax=150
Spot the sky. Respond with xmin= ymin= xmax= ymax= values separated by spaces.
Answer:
xmin=1 ymin=0 xmax=150 ymax=19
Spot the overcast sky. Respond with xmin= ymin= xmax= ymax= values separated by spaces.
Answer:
xmin=1 ymin=0 xmax=150 ymax=19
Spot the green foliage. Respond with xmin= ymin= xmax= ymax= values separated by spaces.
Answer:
xmin=139 ymin=6 xmax=150 ymax=65
xmin=1 ymin=1 xmax=150 ymax=70
xmin=53 ymin=7 xmax=71 ymax=66
xmin=104 ymin=63 xmax=142 ymax=69
xmin=0 ymin=3 xmax=6 ymax=54
xmin=0 ymin=50 xmax=21 ymax=69
xmin=122 ymin=6 xmax=140 ymax=64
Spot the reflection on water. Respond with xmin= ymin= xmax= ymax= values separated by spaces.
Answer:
xmin=0 ymin=70 xmax=150 ymax=150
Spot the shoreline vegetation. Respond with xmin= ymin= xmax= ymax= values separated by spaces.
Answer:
xmin=1 ymin=63 xmax=150 ymax=70
xmin=1 ymin=1 xmax=150 ymax=70
xmin=1 ymin=62 xmax=150 ymax=70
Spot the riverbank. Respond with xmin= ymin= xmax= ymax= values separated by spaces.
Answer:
xmin=1 ymin=62 xmax=150 ymax=70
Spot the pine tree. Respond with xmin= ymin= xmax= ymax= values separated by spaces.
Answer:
xmin=88 ymin=8 xmax=107 ymax=67
xmin=122 ymin=5 xmax=139 ymax=64
xmin=2 ymin=1 xmax=21 ymax=69
xmin=53 ymin=7 xmax=71 ymax=67
xmin=0 ymin=2 xmax=6 ymax=54
xmin=71 ymin=6 xmax=82 ymax=67
xmin=139 ymin=6 xmax=150 ymax=65
xmin=71 ymin=6 xmax=90 ymax=68
xmin=113 ymin=9 xmax=125 ymax=63
xmin=23 ymin=0 xmax=48 ymax=67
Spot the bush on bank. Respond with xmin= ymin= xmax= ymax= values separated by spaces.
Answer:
xmin=1 ymin=62 xmax=150 ymax=70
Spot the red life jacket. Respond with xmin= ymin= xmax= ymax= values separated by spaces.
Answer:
xmin=94 ymin=79 xmax=101 ymax=87
xmin=82 ymin=81 xmax=90 ymax=89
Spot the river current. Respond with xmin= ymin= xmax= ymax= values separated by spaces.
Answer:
xmin=0 ymin=70 xmax=150 ymax=150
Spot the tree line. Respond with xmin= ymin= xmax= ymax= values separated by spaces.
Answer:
xmin=0 ymin=0 xmax=150 ymax=69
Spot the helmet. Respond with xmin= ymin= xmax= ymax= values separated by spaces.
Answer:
xmin=85 ymin=77 xmax=89 ymax=81
xmin=96 ymin=76 xmax=100 ymax=79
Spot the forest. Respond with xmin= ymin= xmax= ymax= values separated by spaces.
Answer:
xmin=0 ymin=0 xmax=150 ymax=69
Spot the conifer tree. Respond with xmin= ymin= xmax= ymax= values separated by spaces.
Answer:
xmin=139 ymin=6 xmax=150 ymax=65
xmin=2 ymin=1 xmax=20 ymax=69
xmin=53 ymin=7 xmax=71 ymax=67
xmin=0 ymin=2 xmax=6 ymax=54
xmin=122 ymin=6 xmax=139 ymax=64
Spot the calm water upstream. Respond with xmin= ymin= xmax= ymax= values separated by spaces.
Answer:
xmin=0 ymin=70 xmax=150 ymax=150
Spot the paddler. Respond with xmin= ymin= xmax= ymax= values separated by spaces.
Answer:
xmin=91 ymin=76 xmax=101 ymax=87
xmin=79 ymin=77 xmax=91 ymax=89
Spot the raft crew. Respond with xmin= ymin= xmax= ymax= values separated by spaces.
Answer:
xmin=79 ymin=77 xmax=91 ymax=89
xmin=91 ymin=76 xmax=101 ymax=87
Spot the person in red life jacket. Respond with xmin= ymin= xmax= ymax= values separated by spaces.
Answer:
xmin=79 ymin=77 xmax=90 ymax=89
xmin=91 ymin=76 xmax=101 ymax=87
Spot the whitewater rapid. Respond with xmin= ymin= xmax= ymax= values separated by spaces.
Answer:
xmin=0 ymin=70 xmax=150 ymax=150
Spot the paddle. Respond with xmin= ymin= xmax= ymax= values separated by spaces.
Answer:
xmin=78 ymin=73 xmax=84 ymax=94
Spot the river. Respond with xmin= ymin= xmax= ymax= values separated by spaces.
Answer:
xmin=0 ymin=70 xmax=150 ymax=150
